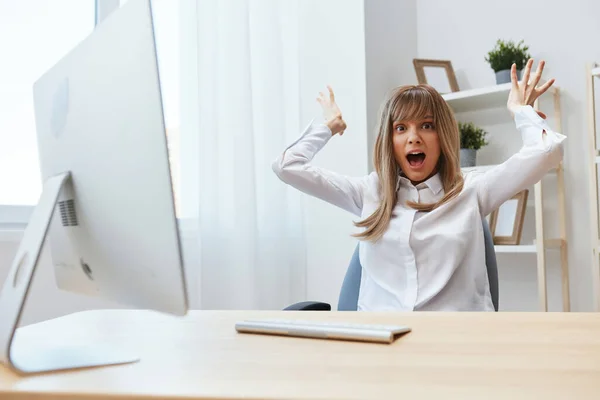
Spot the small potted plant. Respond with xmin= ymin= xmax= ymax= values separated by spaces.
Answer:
xmin=459 ymin=121 xmax=488 ymax=168
xmin=485 ymin=39 xmax=531 ymax=84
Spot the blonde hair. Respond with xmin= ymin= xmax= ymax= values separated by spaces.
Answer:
xmin=354 ymin=84 xmax=464 ymax=242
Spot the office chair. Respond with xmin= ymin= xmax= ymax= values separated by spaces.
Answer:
xmin=285 ymin=218 xmax=499 ymax=312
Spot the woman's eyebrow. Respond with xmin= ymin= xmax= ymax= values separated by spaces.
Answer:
xmin=394 ymin=115 xmax=434 ymax=123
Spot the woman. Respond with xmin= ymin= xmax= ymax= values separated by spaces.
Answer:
xmin=272 ymin=59 xmax=565 ymax=311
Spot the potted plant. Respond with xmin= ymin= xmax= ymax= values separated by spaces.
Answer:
xmin=459 ymin=121 xmax=488 ymax=168
xmin=485 ymin=39 xmax=531 ymax=84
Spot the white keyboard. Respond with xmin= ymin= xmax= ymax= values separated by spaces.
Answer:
xmin=235 ymin=319 xmax=411 ymax=344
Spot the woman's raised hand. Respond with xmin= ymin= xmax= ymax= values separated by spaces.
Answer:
xmin=507 ymin=59 xmax=555 ymax=119
xmin=317 ymin=85 xmax=347 ymax=136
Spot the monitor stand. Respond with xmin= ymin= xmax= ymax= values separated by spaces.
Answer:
xmin=0 ymin=172 xmax=139 ymax=375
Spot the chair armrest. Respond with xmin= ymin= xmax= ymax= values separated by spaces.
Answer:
xmin=283 ymin=301 xmax=331 ymax=311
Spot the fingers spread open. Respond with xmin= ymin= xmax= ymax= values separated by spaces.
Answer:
xmin=327 ymin=85 xmax=335 ymax=102
xmin=522 ymin=58 xmax=533 ymax=89
xmin=537 ymin=78 xmax=556 ymax=95
xmin=511 ymin=63 xmax=519 ymax=88
xmin=531 ymin=60 xmax=544 ymax=87
xmin=535 ymin=60 xmax=545 ymax=76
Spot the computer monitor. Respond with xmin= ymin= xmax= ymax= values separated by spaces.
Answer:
xmin=0 ymin=0 xmax=188 ymax=374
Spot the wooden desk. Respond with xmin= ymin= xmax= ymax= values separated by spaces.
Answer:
xmin=1 ymin=310 xmax=600 ymax=399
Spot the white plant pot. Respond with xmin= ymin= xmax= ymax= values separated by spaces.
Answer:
xmin=460 ymin=148 xmax=477 ymax=168
xmin=495 ymin=68 xmax=522 ymax=84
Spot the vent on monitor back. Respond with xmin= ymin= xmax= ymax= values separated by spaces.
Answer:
xmin=59 ymin=199 xmax=78 ymax=227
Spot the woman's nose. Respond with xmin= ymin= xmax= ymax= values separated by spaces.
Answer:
xmin=408 ymin=135 xmax=422 ymax=144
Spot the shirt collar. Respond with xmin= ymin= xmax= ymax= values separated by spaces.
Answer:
xmin=397 ymin=171 xmax=443 ymax=195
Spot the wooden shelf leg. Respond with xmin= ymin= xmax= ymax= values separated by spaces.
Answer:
xmin=533 ymin=97 xmax=548 ymax=312
xmin=553 ymin=88 xmax=562 ymax=133
xmin=534 ymin=180 xmax=547 ymax=312
xmin=594 ymin=249 xmax=600 ymax=312
xmin=587 ymin=63 xmax=600 ymax=311
xmin=557 ymin=164 xmax=570 ymax=312
xmin=557 ymin=165 xmax=570 ymax=312
xmin=560 ymin=240 xmax=570 ymax=312
xmin=552 ymin=89 xmax=570 ymax=312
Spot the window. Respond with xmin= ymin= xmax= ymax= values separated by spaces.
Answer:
xmin=0 ymin=1 xmax=188 ymax=219
xmin=119 ymin=0 xmax=185 ymax=216
xmin=0 ymin=0 xmax=95 ymax=206
xmin=147 ymin=0 xmax=183 ymax=217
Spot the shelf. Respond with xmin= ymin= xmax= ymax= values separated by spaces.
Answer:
xmin=450 ymin=73 xmax=568 ymax=312
xmin=495 ymin=239 xmax=564 ymax=254
xmin=495 ymin=245 xmax=536 ymax=253
xmin=462 ymin=164 xmax=558 ymax=174
xmin=442 ymin=80 xmax=557 ymax=113
xmin=592 ymin=67 xmax=600 ymax=77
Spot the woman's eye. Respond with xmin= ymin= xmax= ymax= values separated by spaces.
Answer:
xmin=395 ymin=125 xmax=405 ymax=132
xmin=422 ymin=122 xmax=434 ymax=129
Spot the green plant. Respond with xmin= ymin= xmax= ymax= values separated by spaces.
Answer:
xmin=459 ymin=122 xmax=488 ymax=150
xmin=485 ymin=39 xmax=531 ymax=72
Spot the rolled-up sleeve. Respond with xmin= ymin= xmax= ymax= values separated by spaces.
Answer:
xmin=272 ymin=120 xmax=369 ymax=217
xmin=474 ymin=105 xmax=566 ymax=217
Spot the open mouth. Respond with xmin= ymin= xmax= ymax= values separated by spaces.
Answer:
xmin=406 ymin=152 xmax=426 ymax=168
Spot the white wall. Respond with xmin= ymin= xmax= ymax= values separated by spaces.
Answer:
xmin=302 ymin=0 xmax=420 ymax=307
xmin=364 ymin=0 xmax=418 ymax=171
xmin=417 ymin=0 xmax=600 ymax=311
xmin=297 ymin=0 xmax=370 ymax=308
xmin=0 ymin=0 xmax=94 ymax=206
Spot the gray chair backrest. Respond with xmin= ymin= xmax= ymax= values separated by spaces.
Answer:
xmin=337 ymin=218 xmax=499 ymax=311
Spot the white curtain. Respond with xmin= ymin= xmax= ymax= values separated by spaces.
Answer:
xmin=192 ymin=0 xmax=307 ymax=309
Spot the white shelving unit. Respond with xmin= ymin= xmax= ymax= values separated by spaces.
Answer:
xmin=444 ymin=81 xmax=570 ymax=312
xmin=587 ymin=62 xmax=600 ymax=311
xmin=443 ymin=82 xmax=516 ymax=113
xmin=494 ymin=245 xmax=536 ymax=253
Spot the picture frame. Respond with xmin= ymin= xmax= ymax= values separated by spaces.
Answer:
xmin=412 ymin=58 xmax=460 ymax=94
xmin=489 ymin=190 xmax=529 ymax=245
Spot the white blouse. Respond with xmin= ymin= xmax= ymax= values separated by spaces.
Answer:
xmin=272 ymin=105 xmax=566 ymax=312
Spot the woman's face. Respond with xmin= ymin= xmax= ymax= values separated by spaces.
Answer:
xmin=392 ymin=115 xmax=441 ymax=185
